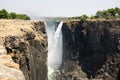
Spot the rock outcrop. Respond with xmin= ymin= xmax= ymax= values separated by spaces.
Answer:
xmin=0 ymin=19 xmax=120 ymax=80
xmin=62 ymin=20 xmax=120 ymax=80
xmin=0 ymin=54 xmax=25 ymax=80
xmin=0 ymin=20 xmax=47 ymax=80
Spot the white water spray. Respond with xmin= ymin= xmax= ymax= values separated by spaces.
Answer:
xmin=45 ymin=21 xmax=63 ymax=80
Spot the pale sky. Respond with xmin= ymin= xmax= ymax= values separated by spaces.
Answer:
xmin=0 ymin=0 xmax=120 ymax=18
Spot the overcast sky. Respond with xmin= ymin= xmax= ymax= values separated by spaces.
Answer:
xmin=0 ymin=0 xmax=120 ymax=18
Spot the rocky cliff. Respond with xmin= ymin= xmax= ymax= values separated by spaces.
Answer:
xmin=0 ymin=54 xmax=25 ymax=80
xmin=0 ymin=20 xmax=48 ymax=80
xmin=62 ymin=20 xmax=120 ymax=80
xmin=0 ymin=19 xmax=120 ymax=80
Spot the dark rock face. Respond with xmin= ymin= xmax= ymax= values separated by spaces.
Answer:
xmin=62 ymin=20 xmax=120 ymax=80
xmin=3 ymin=21 xmax=48 ymax=80
xmin=2 ymin=20 xmax=120 ymax=80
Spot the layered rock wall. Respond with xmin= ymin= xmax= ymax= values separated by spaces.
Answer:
xmin=0 ymin=19 xmax=120 ymax=80
xmin=62 ymin=20 xmax=120 ymax=80
xmin=0 ymin=20 xmax=48 ymax=80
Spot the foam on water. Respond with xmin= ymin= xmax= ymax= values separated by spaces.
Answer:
xmin=45 ymin=21 xmax=63 ymax=80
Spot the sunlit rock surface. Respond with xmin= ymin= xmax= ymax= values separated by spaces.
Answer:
xmin=0 ymin=20 xmax=48 ymax=80
xmin=0 ymin=54 xmax=25 ymax=80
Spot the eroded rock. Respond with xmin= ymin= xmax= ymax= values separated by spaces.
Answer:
xmin=0 ymin=20 xmax=48 ymax=80
xmin=0 ymin=54 xmax=25 ymax=80
xmin=62 ymin=20 xmax=120 ymax=80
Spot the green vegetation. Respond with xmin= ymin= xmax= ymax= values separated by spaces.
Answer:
xmin=94 ymin=7 xmax=120 ymax=19
xmin=67 ymin=7 xmax=120 ymax=21
xmin=78 ymin=14 xmax=89 ymax=20
xmin=0 ymin=9 xmax=30 ymax=20
xmin=70 ymin=14 xmax=89 ymax=20
xmin=1 ymin=7 xmax=119 ymax=21
xmin=0 ymin=9 xmax=8 ymax=19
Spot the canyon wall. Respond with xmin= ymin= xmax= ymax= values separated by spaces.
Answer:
xmin=62 ymin=20 xmax=120 ymax=80
xmin=0 ymin=20 xmax=48 ymax=80
xmin=0 ymin=20 xmax=120 ymax=80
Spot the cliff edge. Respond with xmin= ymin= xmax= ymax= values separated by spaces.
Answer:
xmin=0 ymin=20 xmax=48 ymax=80
xmin=0 ymin=19 xmax=120 ymax=80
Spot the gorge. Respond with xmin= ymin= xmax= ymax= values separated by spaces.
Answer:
xmin=0 ymin=19 xmax=120 ymax=80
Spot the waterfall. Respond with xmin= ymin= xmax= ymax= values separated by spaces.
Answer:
xmin=45 ymin=21 xmax=63 ymax=80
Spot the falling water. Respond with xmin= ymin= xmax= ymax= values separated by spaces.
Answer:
xmin=45 ymin=21 xmax=63 ymax=80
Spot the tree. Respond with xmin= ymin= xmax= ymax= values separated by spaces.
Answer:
xmin=0 ymin=9 xmax=30 ymax=20
xmin=95 ymin=10 xmax=103 ymax=18
xmin=115 ymin=7 xmax=120 ymax=16
xmin=102 ymin=10 xmax=109 ymax=19
xmin=80 ymin=14 xmax=89 ymax=20
xmin=9 ymin=12 xmax=17 ymax=19
xmin=0 ymin=9 xmax=8 ymax=19
xmin=108 ymin=8 xmax=116 ymax=16
xmin=90 ymin=15 xmax=94 ymax=19
xmin=16 ymin=14 xmax=30 ymax=20
xmin=22 ymin=14 xmax=30 ymax=20
xmin=94 ymin=7 xmax=120 ymax=19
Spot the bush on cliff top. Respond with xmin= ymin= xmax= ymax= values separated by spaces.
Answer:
xmin=94 ymin=7 xmax=120 ymax=19
xmin=68 ymin=7 xmax=120 ymax=20
xmin=0 ymin=9 xmax=30 ymax=20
